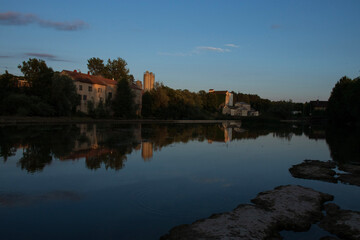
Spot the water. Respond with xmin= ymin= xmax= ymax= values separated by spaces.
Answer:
xmin=0 ymin=122 xmax=359 ymax=239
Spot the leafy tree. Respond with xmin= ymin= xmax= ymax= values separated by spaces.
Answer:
xmin=142 ymin=91 xmax=153 ymax=117
xmin=0 ymin=71 xmax=18 ymax=111
xmin=327 ymin=76 xmax=360 ymax=124
xmin=50 ymin=73 xmax=80 ymax=116
xmin=105 ymin=57 xmax=130 ymax=81
xmin=18 ymin=58 xmax=54 ymax=100
xmin=87 ymin=57 xmax=131 ymax=82
xmin=87 ymin=57 xmax=106 ymax=76
xmin=112 ymin=78 xmax=135 ymax=118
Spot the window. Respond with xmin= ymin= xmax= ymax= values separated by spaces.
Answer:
xmin=98 ymin=88 xmax=102 ymax=93
xmin=108 ymin=92 xmax=112 ymax=99
xmin=79 ymin=85 xmax=83 ymax=91
xmin=88 ymin=86 xmax=92 ymax=92
xmin=83 ymin=95 xmax=87 ymax=101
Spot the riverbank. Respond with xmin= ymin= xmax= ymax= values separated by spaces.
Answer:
xmin=0 ymin=116 xmax=239 ymax=125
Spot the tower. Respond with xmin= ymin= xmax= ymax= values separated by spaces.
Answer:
xmin=143 ymin=71 xmax=155 ymax=91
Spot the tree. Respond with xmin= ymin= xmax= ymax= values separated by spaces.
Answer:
xmin=87 ymin=57 xmax=106 ymax=76
xmin=142 ymin=91 xmax=153 ymax=117
xmin=18 ymin=58 xmax=54 ymax=100
xmin=0 ymin=71 xmax=18 ymax=105
xmin=112 ymin=78 xmax=135 ymax=118
xmin=327 ymin=76 xmax=360 ymax=124
xmin=87 ymin=57 xmax=132 ymax=82
xmin=50 ymin=73 xmax=80 ymax=116
xmin=105 ymin=57 xmax=130 ymax=81
xmin=151 ymin=84 xmax=169 ymax=111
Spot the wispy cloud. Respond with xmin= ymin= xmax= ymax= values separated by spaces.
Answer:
xmin=271 ymin=24 xmax=281 ymax=29
xmin=0 ymin=11 xmax=88 ymax=31
xmin=158 ymin=44 xmax=234 ymax=57
xmin=196 ymin=46 xmax=230 ymax=53
xmin=224 ymin=43 xmax=239 ymax=48
xmin=0 ymin=55 xmax=11 ymax=58
xmin=25 ymin=52 xmax=71 ymax=62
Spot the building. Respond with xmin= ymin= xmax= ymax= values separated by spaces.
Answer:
xmin=61 ymin=70 xmax=142 ymax=115
xmin=143 ymin=71 xmax=155 ymax=91
xmin=235 ymin=102 xmax=250 ymax=110
xmin=223 ymin=101 xmax=259 ymax=117
xmin=208 ymin=89 xmax=234 ymax=106
xmin=310 ymin=100 xmax=328 ymax=112
xmin=135 ymin=80 xmax=142 ymax=89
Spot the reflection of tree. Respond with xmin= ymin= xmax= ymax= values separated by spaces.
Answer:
xmin=63 ymin=124 xmax=141 ymax=171
xmin=86 ymin=150 xmax=128 ymax=170
xmin=17 ymin=145 xmax=52 ymax=173
xmin=141 ymin=123 xmax=308 ymax=153
xmin=0 ymin=143 xmax=16 ymax=162
xmin=0 ymin=124 xmax=81 ymax=172
xmin=326 ymin=126 xmax=360 ymax=164
xmin=1 ymin=122 xmax=321 ymax=172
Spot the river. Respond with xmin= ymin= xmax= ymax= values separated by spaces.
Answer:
xmin=0 ymin=122 xmax=359 ymax=239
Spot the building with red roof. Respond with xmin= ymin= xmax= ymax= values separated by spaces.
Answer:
xmin=61 ymin=70 xmax=142 ymax=115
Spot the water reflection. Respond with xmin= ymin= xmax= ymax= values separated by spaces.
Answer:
xmin=1 ymin=122 xmax=358 ymax=173
xmin=325 ymin=126 xmax=360 ymax=164
xmin=0 ymin=191 xmax=82 ymax=207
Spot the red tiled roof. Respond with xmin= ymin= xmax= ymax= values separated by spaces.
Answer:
xmin=61 ymin=70 xmax=117 ymax=86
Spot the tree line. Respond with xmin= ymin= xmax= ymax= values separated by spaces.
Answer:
xmin=141 ymin=84 xmax=306 ymax=120
xmin=5 ymin=56 xmax=356 ymax=121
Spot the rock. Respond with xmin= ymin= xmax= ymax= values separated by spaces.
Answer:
xmin=161 ymin=185 xmax=333 ymax=240
xmin=338 ymin=163 xmax=360 ymax=174
xmin=289 ymin=160 xmax=337 ymax=183
xmin=319 ymin=203 xmax=360 ymax=240
xmin=338 ymin=173 xmax=360 ymax=186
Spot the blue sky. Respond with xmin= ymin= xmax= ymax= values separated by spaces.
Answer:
xmin=1 ymin=0 xmax=360 ymax=102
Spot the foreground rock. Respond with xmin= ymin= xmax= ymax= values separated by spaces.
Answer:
xmin=319 ymin=203 xmax=360 ymax=240
xmin=161 ymin=185 xmax=333 ymax=240
xmin=289 ymin=160 xmax=360 ymax=186
xmin=289 ymin=160 xmax=337 ymax=183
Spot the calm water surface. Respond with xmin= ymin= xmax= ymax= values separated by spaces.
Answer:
xmin=0 ymin=122 xmax=359 ymax=239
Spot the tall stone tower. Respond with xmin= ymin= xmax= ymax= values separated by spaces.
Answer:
xmin=143 ymin=71 xmax=155 ymax=91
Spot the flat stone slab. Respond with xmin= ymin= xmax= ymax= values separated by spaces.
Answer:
xmin=319 ymin=203 xmax=360 ymax=240
xmin=289 ymin=160 xmax=337 ymax=183
xmin=161 ymin=185 xmax=333 ymax=240
xmin=289 ymin=160 xmax=360 ymax=186
xmin=338 ymin=173 xmax=360 ymax=186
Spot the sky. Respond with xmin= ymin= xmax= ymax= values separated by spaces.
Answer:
xmin=1 ymin=0 xmax=360 ymax=102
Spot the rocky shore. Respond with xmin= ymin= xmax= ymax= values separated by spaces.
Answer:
xmin=161 ymin=185 xmax=333 ymax=239
xmin=161 ymin=183 xmax=360 ymax=239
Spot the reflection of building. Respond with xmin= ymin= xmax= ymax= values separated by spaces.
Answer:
xmin=143 ymin=71 xmax=155 ymax=91
xmin=224 ymin=127 xmax=232 ymax=143
xmin=75 ymin=124 xmax=99 ymax=151
xmin=141 ymin=142 xmax=153 ymax=161
xmin=61 ymin=70 xmax=142 ymax=115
